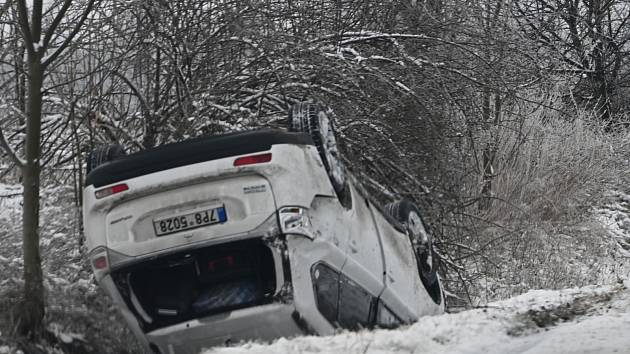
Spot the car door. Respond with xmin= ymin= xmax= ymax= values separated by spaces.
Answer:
xmin=339 ymin=185 xmax=386 ymax=298
xmin=329 ymin=184 xmax=387 ymax=329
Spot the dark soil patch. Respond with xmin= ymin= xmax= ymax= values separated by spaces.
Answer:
xmin=508 ymin=292 xmax=613 ymax=336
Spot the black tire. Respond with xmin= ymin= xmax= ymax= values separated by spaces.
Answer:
xmin=385 ymin=199 xmax=442 ymax=305
xmin=86 ymin=144 xmax=126 ymax=175
xmin=288 ymin=102 xmax=347 ymax=196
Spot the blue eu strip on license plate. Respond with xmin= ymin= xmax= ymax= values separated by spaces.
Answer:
xmin=216 ymin=207 xmax=227 ymax=222
xmin=153 ymin=205 xmax=228 ymax=236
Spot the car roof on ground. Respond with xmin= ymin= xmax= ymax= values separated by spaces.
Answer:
xmin=85 ymin=129 xmax=314 ymax=188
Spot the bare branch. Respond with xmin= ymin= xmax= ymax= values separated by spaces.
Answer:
xmin=111 ymin=71 xmax=151 ymax=115
xmin=42 ymin=0 xmax=72 ymax=50
xmin=0 ymin=0 xmax=14 ymax=20
xmin=42 ymin=0 xmax=100 ymax=68
xmin=0 ymin=123 xmax=25 ymax=167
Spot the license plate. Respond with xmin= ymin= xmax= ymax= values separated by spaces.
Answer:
xmin=153 ymin=206 xmax=227 ymax=236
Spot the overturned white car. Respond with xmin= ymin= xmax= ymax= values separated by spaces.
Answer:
xmin=82 ymin=103 xmax=444 ymax=354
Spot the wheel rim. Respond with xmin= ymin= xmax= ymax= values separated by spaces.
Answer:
xmin=317 ymin=111 xmax=345 ymax=189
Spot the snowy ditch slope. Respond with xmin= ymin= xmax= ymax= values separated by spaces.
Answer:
xmin=204 ymin=282 xmax=630 ymax=354
xmin=203 ymin=192 xmax=630 ymax=354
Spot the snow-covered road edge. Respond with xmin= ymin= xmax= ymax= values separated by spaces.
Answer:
xmin=203 ymin=281 xmax=630 ymax=354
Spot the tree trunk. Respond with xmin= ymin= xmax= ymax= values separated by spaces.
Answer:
xmin=479 ymin=87 xmax=493 ymax=210
xmin=591 ymin=0 xmax=611 ymax=121
xmin=18 ymin=55 xmax=45 ymax=337
xmin=13 ymin=0 xmax=98 ymax=337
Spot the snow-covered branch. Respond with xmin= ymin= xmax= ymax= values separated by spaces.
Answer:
xmin=0 ymin=123 xmax=25 ymax=168
xmin=43 ymin=0 xmax=100 ymax=67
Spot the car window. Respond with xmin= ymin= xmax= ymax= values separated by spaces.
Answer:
xmin=312 ymin=263 xmax=339 ymax=326
xmin=376 ymin=300 xmax=403 ymax=329
xmin=338 ymin=275 xmax=374 ymax=330
xmin=311 ymin=263 xmax=376 ymax=330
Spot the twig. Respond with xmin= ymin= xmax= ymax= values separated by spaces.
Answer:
xmin=0 ymin=163 xmax=15 ymax=179
xmin=0 ymin=192 xmax=21 ymax=198
xmin=0 ymin=124 xmax=25 ymax=167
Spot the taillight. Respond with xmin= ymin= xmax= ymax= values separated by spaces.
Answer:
xmin=88 ymin=246 xmax=110 ymax=280
xmin=94 ymin=183 xmax=129 ymax=199
xmin=93 ymin=255 xmax=108 ymax=269
xmin=233 ymin=153 xmax=272 ymax=167
xmin=207 ymin=255 xmax=236 ymax=272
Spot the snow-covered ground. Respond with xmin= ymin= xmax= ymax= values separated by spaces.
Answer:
xmin=203 ymin=281 xmax=630 ymax=354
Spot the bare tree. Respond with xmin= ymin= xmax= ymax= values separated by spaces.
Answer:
xmin=0 ymin=0 xmax=100 ymax=335
xmin=514 ymin=0 xmax=630 ymax=120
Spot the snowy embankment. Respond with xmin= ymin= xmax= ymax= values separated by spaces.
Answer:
xmin=204 ymin=282 xmax=630 ymax=354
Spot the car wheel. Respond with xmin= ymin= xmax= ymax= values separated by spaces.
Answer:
xmin=385 ymin=199 xmax=442 ymax=304
xmin=86 ymin=144 xmax=126 ymax=175
xmin=289 ymin=102 xmax=347 ymax=197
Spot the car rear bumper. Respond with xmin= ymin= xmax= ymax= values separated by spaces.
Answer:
xmin=146 ymin=303 xmax=303 ymax=354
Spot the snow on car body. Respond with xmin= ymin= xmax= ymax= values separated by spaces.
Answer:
xmin=83 ymin=104 xmax=444 ymax=354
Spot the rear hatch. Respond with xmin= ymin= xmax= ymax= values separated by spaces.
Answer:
xmin=110 ymin=238 xmax=278 ymax=332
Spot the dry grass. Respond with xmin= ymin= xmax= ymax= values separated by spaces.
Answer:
xmin=443 ymin=103 xmax=629 ymax=306
xmin=490 ymin=109 xmax=616 ymax=223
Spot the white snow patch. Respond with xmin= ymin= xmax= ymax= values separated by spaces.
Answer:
xmin=0 ymin=183 xmax=21 ymax=197
xmin=0 ymin=183 xmax=22 ymax=220
xmin=203 ymin=283 xmax=630 ymax=354
xmin=32 ymin=39 xmax=44 ymax=52
xmin=48 ymin=275 xmax=70 ymax=286
xmin=595 ymin=191 xmax=630 ymax=257
xmin=48 ymin=323 xmax=85 ymax=345
xmin=394 ymin=81 xmax=410 ymax=92
xmin=488 ymin=284 xmax=617 ymax=312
